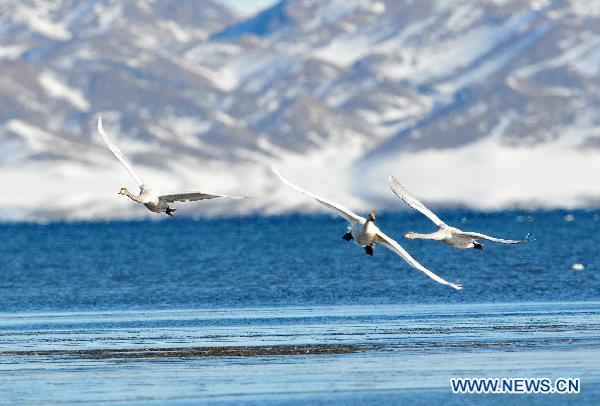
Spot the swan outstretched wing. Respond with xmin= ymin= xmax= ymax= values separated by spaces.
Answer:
xmin=388 ymin=175 xmax=446 ymax=227
xmin=460 ymin=231 xmax=529 ymax=244
xmin=98 ymin=117 xmax=146 ymax=189
xmin=160 ymin=192 xmax=245 ymax=203
xmin=271 ymin=167 xmax=363 ymax=223
xmin=375 ymin=231 xmax=462 ymax=290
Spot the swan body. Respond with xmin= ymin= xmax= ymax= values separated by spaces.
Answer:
xmin=352 ymin=217 xmax=378 ymax=247
xmin=98 ymin=117 xmax=243 ymax=216
xmin=272 ymin=167 xmax=462 ymax=290
xmin=118 ymin=187 xmax=168 ymax=214
xmin=389 ymin=175 xmax=528 ymax=249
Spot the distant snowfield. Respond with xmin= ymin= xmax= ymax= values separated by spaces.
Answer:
xmin=362 ymin=134 xmax=600 ymax=211
xmin=2 ymin=134 xmax=598 ymax=222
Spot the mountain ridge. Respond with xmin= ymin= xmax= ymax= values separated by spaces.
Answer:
xmin=0 ymin=0 xmax=598 ymax=220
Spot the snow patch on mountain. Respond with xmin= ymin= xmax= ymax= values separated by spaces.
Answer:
xmin=0 ymin=45 xmax=27 ymax=60
xmin=38 ymin=71 xmax=90 ymax=111
xmin=15 ymin=5 xmax=72 ymax=41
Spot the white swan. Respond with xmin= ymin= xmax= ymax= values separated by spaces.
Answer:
xmin=389 ymin=175 xmax=528 ymax=249
xmin=98 ymin=117 xmax=243 ymax=216
xmin=272 ymin=167 xmax=462 ymax=290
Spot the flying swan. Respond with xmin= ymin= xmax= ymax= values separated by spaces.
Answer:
xmin=388 ymin=175 xmax=528 ymax=249
xmin=98 ymin=117 xmax=243 ymax=216
xmin=272 ymin=167 xmax=462 ymax=290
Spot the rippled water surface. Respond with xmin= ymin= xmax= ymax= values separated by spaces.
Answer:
xmin=0 ymin=210 xmax=599 ymax=404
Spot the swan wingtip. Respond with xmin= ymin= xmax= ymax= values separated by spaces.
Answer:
xmin=270 ymin=165 xmax=282 ymax=177
xmin=97 ymin=116 xmax=108 ymax=135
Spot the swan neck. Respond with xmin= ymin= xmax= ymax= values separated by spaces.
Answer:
xmin=412 ymin=232 xmax=443 ymax=240
xmin=126 ymin=191 xmax=143 ymax=203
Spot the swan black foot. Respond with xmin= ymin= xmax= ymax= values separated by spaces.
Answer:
xmin=165 ymin=207 xmax=177 ymax=217
xmin=342 ymin=232 xmax=353 ymax=241
xmin=365 ymin=245 xmax=374 ymax=256
xmin=473 ymin=242 xmax=484 ymax=250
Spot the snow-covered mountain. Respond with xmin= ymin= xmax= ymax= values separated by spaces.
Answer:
xmin=0 ymin=0 xmax=598 ymax=220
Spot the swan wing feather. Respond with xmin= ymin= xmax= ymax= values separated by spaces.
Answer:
xmin=97 ymin=117 xmax=146 ymax=189
xmin=460 ymin=231 xmax=529 ymax=244
xmin=271 ymin=167 xmax=363 ymax=223
xmin=376 ymin=231 xmax=462 ymax=290
xmin=160 ymin=192 xmax=245 ymax=203
xmin=388 ymin=175 xmax=446 ymax=227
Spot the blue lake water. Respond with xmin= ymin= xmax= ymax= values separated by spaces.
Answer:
xmin=0 ymin=210 xmax=599 ymax=404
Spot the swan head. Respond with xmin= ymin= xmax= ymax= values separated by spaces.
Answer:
xmin=403 ymin=232 xmax=416 ymax=239
xmin=118 ymin=187 xmax=129 ymax=196
xmin=368 ymin=212 xmax=376 ymax=221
